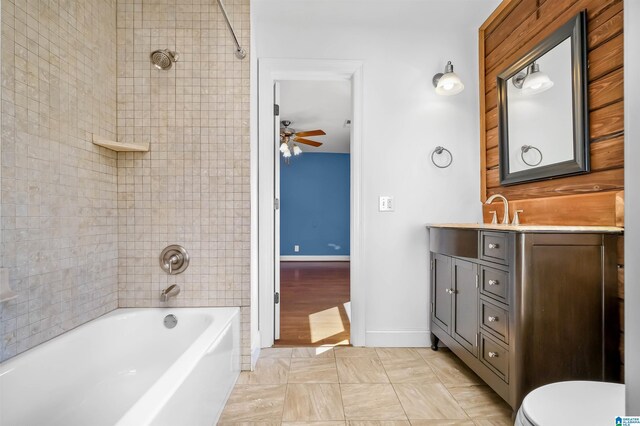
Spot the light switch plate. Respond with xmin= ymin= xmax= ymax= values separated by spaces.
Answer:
xmin=294 ymin=245 xmax=300 ymax=252
xmin=379 ymin=196 xmax=394 ymax=212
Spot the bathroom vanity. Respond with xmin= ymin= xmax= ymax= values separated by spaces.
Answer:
xmin=427 ymin=224 xmax=622 ymax=411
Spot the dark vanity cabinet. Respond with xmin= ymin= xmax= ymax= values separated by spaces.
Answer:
xmin=427 ymin=226 xmax=620 ymax=411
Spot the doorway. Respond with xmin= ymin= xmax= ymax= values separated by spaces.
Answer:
xmin=257 ymin=59 xmax=365 ymax=350
xmin=275 ymin=80 xmax=352 ymax=346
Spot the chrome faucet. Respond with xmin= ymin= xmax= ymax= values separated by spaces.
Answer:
xmin=160 ymin=284 xmax=181 ymax=302
xmin=485 ymin=194 xmax=510 ymax=225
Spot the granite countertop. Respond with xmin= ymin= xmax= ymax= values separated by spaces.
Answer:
xmin=426 ymin=223 xmax=624 ymax=233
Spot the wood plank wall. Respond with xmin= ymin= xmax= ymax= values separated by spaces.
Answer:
xmin=480 ymin=0 xmax=623 ymax=215
xmin=478 ymin=0 xmax=625 ymax=380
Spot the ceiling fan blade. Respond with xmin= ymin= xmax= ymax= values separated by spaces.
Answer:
xmin=295 ymin=129 xmax=326 ymax=137
xmin=294 ymin=137 xmax=323 ymax=147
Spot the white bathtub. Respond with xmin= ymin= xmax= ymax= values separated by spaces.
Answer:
xmin=0 ymin=307 xmax=240 ymax=426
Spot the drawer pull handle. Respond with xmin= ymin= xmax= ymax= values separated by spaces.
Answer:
xmin=488 ymin=316 xmax=498 ymax=322
xmin=488 ymin=351 xmax=499 ymax=358
xmin=446 ymin=288 xmax=455 ymax=295
xmin=488 ymin=279 xmax=499 ymax=286
xmin=488 ymin=243 xmax=499 ymax=249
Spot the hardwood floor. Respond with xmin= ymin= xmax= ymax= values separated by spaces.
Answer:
xmin=276 ymin=261 xmax=350 ymax=347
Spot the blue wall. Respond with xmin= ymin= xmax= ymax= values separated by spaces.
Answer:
xmin=280 ymin=153 xmax=350 ymax=256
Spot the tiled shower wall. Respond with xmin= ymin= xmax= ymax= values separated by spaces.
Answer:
xmin=0 ymin=0 xmax=119 ymax=360
xmin=115 ymin=0 xmax=251 ymax=368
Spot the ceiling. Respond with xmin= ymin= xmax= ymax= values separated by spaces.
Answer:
xmin=279 ymin=80 xmax=351 ymax=154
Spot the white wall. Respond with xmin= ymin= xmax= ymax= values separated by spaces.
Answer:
xmin=252 ymin=0 xmax=499 ymax=346
xmin=624 ymin=0 xmax=640 ymax=415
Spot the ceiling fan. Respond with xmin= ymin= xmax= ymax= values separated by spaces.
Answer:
xmin=279 ymin=120 xmax=326 ymax=159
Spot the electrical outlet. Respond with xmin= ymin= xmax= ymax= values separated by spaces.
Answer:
xmin=379 ymin=196 xmax=394 ymax=212
xmin=294 ymin=245 xmax=300 ymax=252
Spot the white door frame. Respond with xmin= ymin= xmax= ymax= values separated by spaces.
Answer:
xmin=257 ymin=58 xmax=365 ymax=348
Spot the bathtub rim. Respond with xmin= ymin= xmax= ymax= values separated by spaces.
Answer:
xmin=0 ymin=307 xmax=241 ymax=426
xmin=116 ymin=307 xmax=240 ymax=426
xmin=0 ymin=307 xmax=239 ymax=372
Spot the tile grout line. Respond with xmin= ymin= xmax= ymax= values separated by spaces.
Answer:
xmin=280 ymin=351 xmax=293 ymax=423
xmin=427 ymin=351 xmax=476 ymax=420
xmin=380 ymin=355 xmax=412 ymax=423
xmin=425 ymin=350 xmax=504 ymax=421
xmin=327 ymin=349 xmax=347 ymax=422
xmin=225 ymin=347 xmax=509 ymax=424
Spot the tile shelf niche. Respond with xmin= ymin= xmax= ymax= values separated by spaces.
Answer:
xmin=92 ymin=134 xmax=149 ymax=152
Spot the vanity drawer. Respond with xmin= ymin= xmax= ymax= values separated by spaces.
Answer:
xmin=480 ymin=232 xmax=508 ymax=264
xmin=481 ymin=266 xmax=509 ymax=303
xmin=480 ymin=334 xmax=509 ymax=382
xmin=481 ymin=299 xmax=509 ymax=343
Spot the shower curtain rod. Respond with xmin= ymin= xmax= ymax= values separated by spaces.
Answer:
xmin=216 ymin=0 xmax=247 ymax=59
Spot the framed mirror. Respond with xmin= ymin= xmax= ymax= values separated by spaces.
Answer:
xmin=497 ymin=11 xmax=589 ymax=186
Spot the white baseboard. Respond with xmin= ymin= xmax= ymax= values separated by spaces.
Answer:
xmin=280 ymin=255 xmax=350 ymax=262
xmin=365 ymin=330 xmax=430 ymax=347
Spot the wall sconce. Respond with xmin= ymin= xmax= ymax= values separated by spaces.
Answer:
xmin=432 ymin=61 xmax=464 ymax=96
xmin=512 ymin=62 xmax=554 ymax=95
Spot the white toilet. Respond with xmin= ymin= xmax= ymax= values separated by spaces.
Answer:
xmin=515 ymin=381 xmax=625 ymax=425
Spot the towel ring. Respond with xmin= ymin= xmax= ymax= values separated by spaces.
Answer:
xmin=521 ymin=145 xmax=543 ymax=167
xmin=431 ymin=146 xmax=453 ymax=169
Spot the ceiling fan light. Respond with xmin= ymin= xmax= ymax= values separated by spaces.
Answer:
xmin=279 ymin=142 xmax=289 ymax=153
xmin=293 ymin=145 xmax=302 ymax=156
xmin=282 ymin=148 xmax=292 ymax=158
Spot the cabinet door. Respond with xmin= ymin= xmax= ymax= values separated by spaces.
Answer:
xmin=432 ymin=254 xmax=453 ymax=334
xmin=453 ymin=259 xmax=478 ymax=356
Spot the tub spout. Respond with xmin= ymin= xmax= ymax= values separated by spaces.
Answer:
xmin=161 ymin=284 xmax=180 ymax=302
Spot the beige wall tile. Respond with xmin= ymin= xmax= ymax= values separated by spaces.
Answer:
xmin=115 ymin=0 xmax=251 ymax=369
xmin=0 ymin=0 xmax=119 ymax=361
xmin=0 ymin=0 xmax=250 ymax=367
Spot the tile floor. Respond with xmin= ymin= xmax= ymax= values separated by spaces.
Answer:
xmin=218 ymin=347 xmax=513 ymax=425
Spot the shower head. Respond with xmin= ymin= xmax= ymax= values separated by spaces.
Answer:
xmin=150 ymin=49 xmax=179 ymax=70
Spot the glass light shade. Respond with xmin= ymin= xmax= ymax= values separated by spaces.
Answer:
xmin=282 ymin=149 xmax=291 ymax=158
xmin=436 ymin=72 xmax=464 ymax=96
xmin=522 ymin=70 xmax=554 ymax=95
xmin=292 ymin=145 xmax=302 ymax=156
xmin=279 ymin=142 xmax=289 ymax=153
